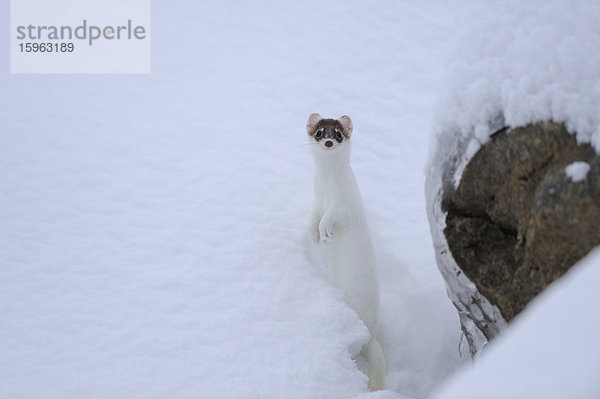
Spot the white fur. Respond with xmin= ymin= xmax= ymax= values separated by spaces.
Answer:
xmin=305 ymin=114 xmax=386 ymax=391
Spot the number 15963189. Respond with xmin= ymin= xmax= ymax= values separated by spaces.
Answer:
xmin=19 ymin=42 xmax=74 ymax=53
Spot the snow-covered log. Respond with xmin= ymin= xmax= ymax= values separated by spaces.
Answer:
xmin=426 ymin=0 xmax=600 ymax=356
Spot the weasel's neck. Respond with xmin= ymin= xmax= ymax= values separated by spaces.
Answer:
xmin=311 ymin=145 xmax=352 ymax=179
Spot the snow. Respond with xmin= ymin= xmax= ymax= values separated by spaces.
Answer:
xmin=1 ymin=2 xmax=473 ymax=398
xmin=433 ymin=0 xmax=600 ymax=159
xmin=426 ymin=0 xmax=600 ymax=355
xmin=565 ymin=161 xmax=590 ymax=183
xmin=433 ymin=247 xmax=600 ymax=399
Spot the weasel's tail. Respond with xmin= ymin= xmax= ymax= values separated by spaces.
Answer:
xmin=367 ymin=336 xmax=386 ymax=391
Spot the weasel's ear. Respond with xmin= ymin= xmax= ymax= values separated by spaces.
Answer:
xmin=338 ymin=115 xmax=353 ymax=137
xmin=306 ymin=113 xmax=323 ymax=135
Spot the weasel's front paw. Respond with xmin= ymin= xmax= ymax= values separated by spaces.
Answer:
xmin=319 ymin=221 xmax=333 ymax=242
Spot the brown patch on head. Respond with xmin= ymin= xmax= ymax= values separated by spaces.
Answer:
xmin=312 ymin=119 xmax=347 ymax=143
xmin=306 ymin=114 xmax=353 ymax=143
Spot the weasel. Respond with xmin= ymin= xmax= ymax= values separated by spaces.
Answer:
xmin=305 ymin=113 xmax=385 ymax=391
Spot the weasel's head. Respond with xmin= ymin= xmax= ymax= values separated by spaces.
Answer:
xmin=306 ymin=113 xmax=353 ymax=152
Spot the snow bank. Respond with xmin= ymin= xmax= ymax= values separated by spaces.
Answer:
xmin=432 ymin=247 xmax=600 ymax=399
xmin=426 ymin=0 xmax=600 ymax=354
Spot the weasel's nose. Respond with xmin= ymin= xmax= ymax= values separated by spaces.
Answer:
xmin=325 ymin=140 xmax=333 ymax=148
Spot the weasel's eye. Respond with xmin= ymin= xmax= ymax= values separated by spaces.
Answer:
xmin=315 ymin=130 xmax=322 ymax=139
xmin=336 ymin=131 xmax=343 ymax=140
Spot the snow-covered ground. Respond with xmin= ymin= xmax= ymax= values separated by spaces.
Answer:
xmin=1 ymin=2 xmax=472 ymax=398
xmin=3 ymin=1 xmax=598 ymax=398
